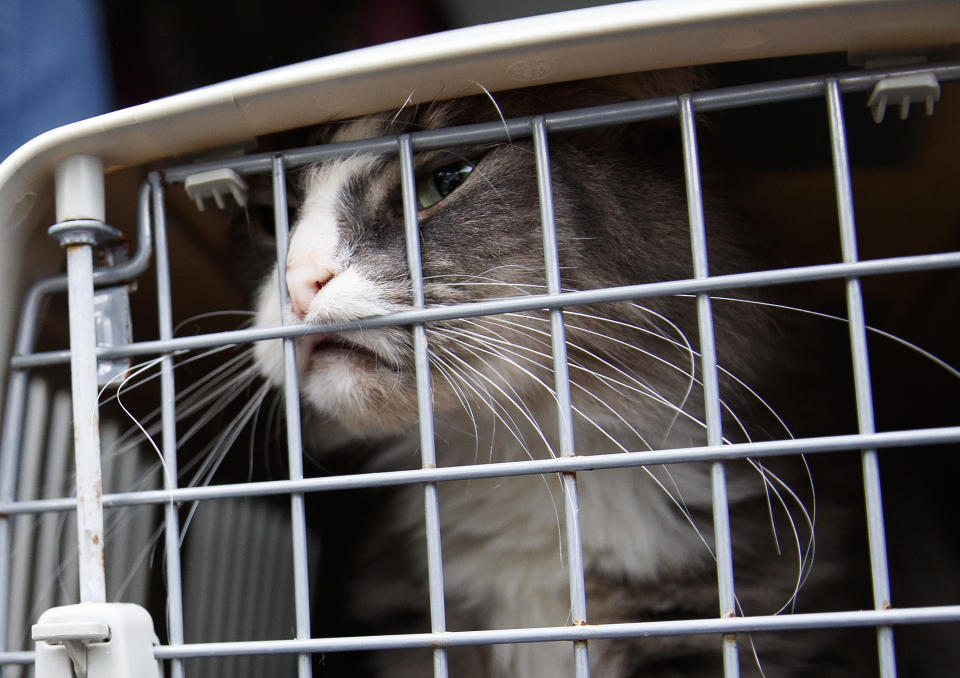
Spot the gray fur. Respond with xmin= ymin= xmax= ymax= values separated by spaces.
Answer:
xmin=253 ymin=77 xmax=877 ymax=677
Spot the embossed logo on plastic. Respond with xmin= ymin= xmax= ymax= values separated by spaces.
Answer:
xmin=506 ymin=59 xmax=558 ymax=82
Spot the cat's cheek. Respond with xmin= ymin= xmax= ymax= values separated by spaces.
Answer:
xmin=252 ymin=338 xmax=284 ymax=389
xmin=252 ymin=269 xmax=286 ymax=387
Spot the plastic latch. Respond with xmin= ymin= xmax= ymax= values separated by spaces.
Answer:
xmin=866 ymin=73 xmax=941 ymax=123
xmin=32 ymin=603 xmax=162 ymax=678
xmin=184 ymin=167 xmax=248 ymax=211
xmin=32 ymin=621 xmax=109 ymax=678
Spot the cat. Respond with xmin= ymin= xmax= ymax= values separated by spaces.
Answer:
xmin=246 ymin=72 xmax=899 ymax=677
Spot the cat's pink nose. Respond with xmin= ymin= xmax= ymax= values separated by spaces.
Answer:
xmin=286 ymin=261 xmax=334 ymax=320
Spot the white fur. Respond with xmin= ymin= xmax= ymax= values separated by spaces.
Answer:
xmin=294 ymin=157 xmax=371 ymax=254
xmin=255 ymin=152 xmax=416 ymax=432
xmin=252 ymin=268 xmax=284 ymax=389
xmin=374 ymin=421 xmax=711 ymax=677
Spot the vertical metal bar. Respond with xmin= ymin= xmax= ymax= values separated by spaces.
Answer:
xmin=0 ymin=333 xmax=34 ymax=654
xmin=0 ymin=412 xmax=22 ymax=655
xmin=679 ymin=95 xmax=740 ymax=677
xmin=53 ymin=156 xmax=109 ymax=605
xmin=825 ymin=78 xmax=897 ymax=678
xmin=532 ymin=116 xmax=591 ymax=678
xmin=149 ymin=172 xmax=186 ymax=678
xmin=398 ymin=134 xmax=449 ymax=678
xmin=0 ymin=283 xmax=49 ymax=656
xmin=63 ymin=241 xmax=107 ymax=603
xmin=271 ymin=155 xmax=314 ymax=678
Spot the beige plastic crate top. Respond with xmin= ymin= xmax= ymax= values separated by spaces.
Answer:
xmin=0 ymin=0 xmax=957 ymax=374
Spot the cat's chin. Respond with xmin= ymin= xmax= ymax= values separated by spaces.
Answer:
xmin=253 ymin=338 xmax=418 ymax=438
xmin=298 ymin=350 xmax=418 ymax=435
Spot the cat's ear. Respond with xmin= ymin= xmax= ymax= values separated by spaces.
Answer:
xmin=302 ymin=121 xmax=349 ymax=146
xmin=294 ymin=118 xmax=367 ymax=147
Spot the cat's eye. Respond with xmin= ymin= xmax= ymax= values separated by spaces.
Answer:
xmin=416 ymin=162 xmax=474 ymax=209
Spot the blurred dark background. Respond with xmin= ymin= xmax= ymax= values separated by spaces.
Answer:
xmin=103 ymin=0 xmax=447 ymax=109
xmin=1 ymin=0 xmax=627 ymax=158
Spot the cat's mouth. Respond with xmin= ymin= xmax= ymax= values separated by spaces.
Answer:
xmin=296 ymin=332 xmax=396 ymax=369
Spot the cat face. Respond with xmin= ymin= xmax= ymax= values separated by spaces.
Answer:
xmin=253 ymin=80 xmax=767 ymax=447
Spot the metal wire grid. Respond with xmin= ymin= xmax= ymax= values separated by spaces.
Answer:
xmin=2 ymin=62 xmax=960 ymax=677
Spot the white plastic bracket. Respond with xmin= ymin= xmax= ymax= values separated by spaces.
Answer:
xmin=32 ymin=604 xmax=162 ymax=678
xmin=866 ymin=73 xmax=941 ymax=123
xmin=32 ymin=621 xmax=109 ymax=678
xmin=184 ymin=167 xmax=248 ymax=211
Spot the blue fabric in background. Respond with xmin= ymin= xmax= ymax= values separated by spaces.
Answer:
xmin=0 ymin=0 xmax=113 ymax=160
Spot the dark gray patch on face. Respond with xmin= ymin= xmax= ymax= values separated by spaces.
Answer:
xmin=281 ymin=81 xmax=786 ymax=436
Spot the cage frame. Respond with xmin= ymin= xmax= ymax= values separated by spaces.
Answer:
xmin=1 ymin=2 xmax=960 ymax=677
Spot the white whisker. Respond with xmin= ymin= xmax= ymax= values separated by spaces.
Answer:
xmin=705 ymin=295 xmax=960 ymax=381
xmin=429 ymin=337 xmax=550 ymax=460
xmin=433 ymin=319 xmax=720 ymax=557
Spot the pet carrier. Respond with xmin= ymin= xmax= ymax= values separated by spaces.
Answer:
xmin=1 ymin=1 xmax=959 ymax=677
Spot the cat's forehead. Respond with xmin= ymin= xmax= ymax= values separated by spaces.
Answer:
xmin=327 ymin=96 xmax=507 ymax=145
xmin=329 ymin=117 xmax=393 ymax=144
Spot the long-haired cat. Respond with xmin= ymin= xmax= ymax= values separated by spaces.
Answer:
xmin=248 ymin=72 xmax=889 ymax=677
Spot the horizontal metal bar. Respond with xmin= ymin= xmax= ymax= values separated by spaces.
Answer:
xmin=153 ymin=605 xmax=960 ymax=659
xmin=3 ymin=426 xmax=957 ymax=516
xmin=7 ymin=604 xmax=959 ymax=666
xmin=11 ymin=249 xmax=960 ymax=370
xmin=0 ymin=651 xmax=34 ymax=666
xmin=161 ymin=62 xmax=960 ymax=182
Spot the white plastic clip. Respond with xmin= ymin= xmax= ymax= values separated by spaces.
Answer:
xmin=184 ymin=168 xmax=248 ymax=211
xmin=32 ymin=621 xmax=109 ymax=678
xmin=866 ymin=73 xmax=940 ymax=123
xmin=32 ymin=603 xmax=162 ymax=678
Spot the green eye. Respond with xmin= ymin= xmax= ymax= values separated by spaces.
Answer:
xmin=416 ymin=162 xmax=474 ymax=209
